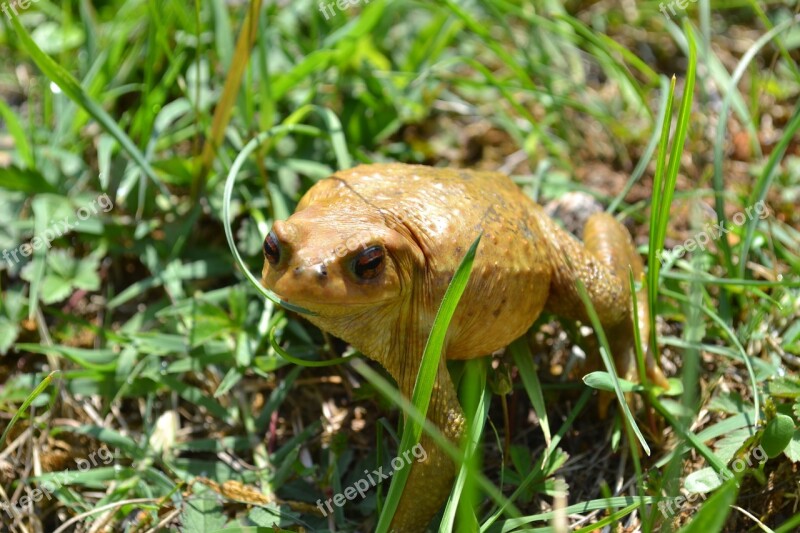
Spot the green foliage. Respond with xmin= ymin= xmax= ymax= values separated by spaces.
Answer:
xmin=761 ymin=413 xmax=795 ymax=458
xmin=21 ymin=250 xmax=101 ymax=304
xmin=0 ymin=0 xmax=798 ymax=531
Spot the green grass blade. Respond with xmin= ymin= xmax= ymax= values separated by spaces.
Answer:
xmin=440 ymin=358 xmax=490 ymax=532
xmin=743 ymin=3 xmax=800 ymax=83
xmin=353 ymin=360 xmax=522 ymax=525
xmin=317 ymin=106 xmax=352 ymax=170
xmin=376 ymin=233 xmax=481 ymax=532
xmin=509 ymin=339 xmax=551 ymax=446
xmin=0 ymin=370 xmax=58 ymax=446
xmin=774 ymin=513 xmax=800 ymax=533
xmin=5 ymin=9 xmax=167 ymax=197
xmin=609 ymin=75 xmax=671 ymax=214
xmin=662 ymin=271 xmax=800 ymax=288
xmin=479 ymin=388 xmax=591 ymax=532
xmin=647 ymin=74 xmax=676 ymax=355
xmin=573 ymin=502 xmax=641 ymax=533
xmin=628 ymin=271 xmax=647 ymax=387
xmin=441 ymin=1 xmax=535 ymax=92
xmin=623 ymin=270 xmax=652 ymax=525
xmin=575 ymin=279 xmax=650 ymax=455
xmin=0 ymin=99 xmax=34 ymax=168
xmin=658 ymin=22 xmax=697 ymax=257
xmin=661 ymin=287 xmax=760 ymax=426
xmin=221 ymin=103 xmax=352 ymax=315
xmin=555 ymin=13 xmax=659 ymax=86
xmin=222 ymin=124 xmax=325 ymax=316
xmin=210 ymin=0 xmax=234 ymax=68
xmin=665 ymin=18 xmax=756 ymax=152
xmin=676 ymin=478 xmax=739 ymax=533
xmin=739 ymin=104 xmax=800 ymax=276
xmin=650 ymin=396 xmax=733 ymax=476
xmin=648 ymin=22 xmax=697 ymax=362
xmin=269 ymin=323 xmax=351 ymax=367
xmin=490 ymin=496 xmax=655 ymax=532
xmin=714 ymin=18 xmax=797 ymax=275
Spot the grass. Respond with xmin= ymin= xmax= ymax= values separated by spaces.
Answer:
xmin=1 ymin=0 xmax=800 ymax=532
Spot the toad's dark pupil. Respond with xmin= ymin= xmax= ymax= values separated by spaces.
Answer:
xmin=354 ymin=246 xmax=384 ymax=280
xmin=264 ymin=231 xmax=280 ymax=265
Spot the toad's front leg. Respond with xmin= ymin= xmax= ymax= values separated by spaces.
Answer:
xmin=381 ymin=355 xmax=465 ymax=533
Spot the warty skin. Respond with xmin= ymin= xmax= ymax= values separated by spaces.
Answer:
xmin=261 ymin=163 xmax=668 ymax=531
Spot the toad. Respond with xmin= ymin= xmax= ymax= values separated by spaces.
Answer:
xmin=261 ymin=163 xmax=667 ymax=531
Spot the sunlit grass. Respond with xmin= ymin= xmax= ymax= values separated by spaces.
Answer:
xmin=0 ymin=0 xmax=798 ymax=531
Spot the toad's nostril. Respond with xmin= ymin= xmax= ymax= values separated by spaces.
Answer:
xmin=292 ymin=262 xmax=328 ymax=280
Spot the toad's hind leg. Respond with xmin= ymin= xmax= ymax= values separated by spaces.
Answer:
xmin=536 ymin=211 xmax=668 ymax=389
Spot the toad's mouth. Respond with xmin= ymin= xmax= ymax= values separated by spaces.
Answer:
xmin=275 ymin=292 xmax=393 ymax=311
xmin=261 ymin=275 xmax=395 ymax=315
xmin=276 ymin=298 xmax=317 ymax=315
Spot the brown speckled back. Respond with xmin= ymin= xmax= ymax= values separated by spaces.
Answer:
xmin=312 ymin=163 xmax=553 ymax=359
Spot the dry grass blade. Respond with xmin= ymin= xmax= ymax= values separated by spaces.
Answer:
xmin=197 ymin=0 xmax=265 ymax=196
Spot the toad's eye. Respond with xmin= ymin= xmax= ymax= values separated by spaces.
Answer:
xmin=263 ymin=231 xmax=281 ymax=265
xmin=352 ymin=246 xmax=385 ymax=280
